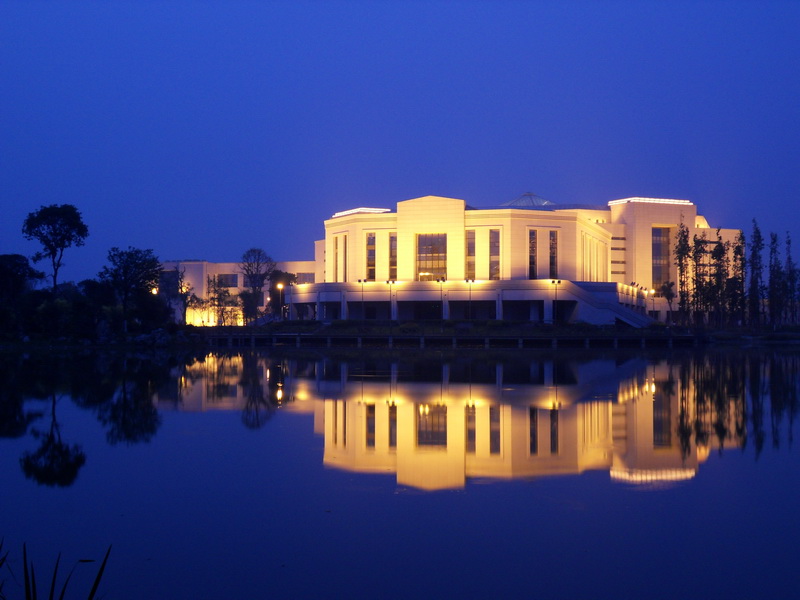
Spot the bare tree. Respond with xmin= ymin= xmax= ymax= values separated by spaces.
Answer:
xmin=239 ymin=248 xmax=275 ymax=324
xmin=207 ymin=275 xmax=241 ymax=326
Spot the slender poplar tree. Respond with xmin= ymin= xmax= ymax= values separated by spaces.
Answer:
xmin=785 ymin=233 xmax=798 ymax=324
xmin=674 ymin=220 xmax=691 ymax=325
xmin=768 ymin=232 xmax=786 ymax=327
xmin=748 ymin=220 xmax=765 ymax=327
xmin=727 ymin=230 xmax=746 ymax=326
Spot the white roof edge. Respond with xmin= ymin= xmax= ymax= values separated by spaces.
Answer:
xmin=608 ymin=197 xmax=693 ymax=206
xmin=331 ymin=207 xmax=392 ymax=218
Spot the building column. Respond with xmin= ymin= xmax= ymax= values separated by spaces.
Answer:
xmin=543 ymin=297 xmax=554 ymax=324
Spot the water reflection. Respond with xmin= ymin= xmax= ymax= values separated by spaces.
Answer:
xmin=20 ymin=392 xmax=85 ymax=486
xmin=278 ymin=351 xmax=799 ymax=490
xmin=2 ymin=349 xmax=798 ymax=490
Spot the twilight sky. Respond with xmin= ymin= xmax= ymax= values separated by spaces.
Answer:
xmin=2 ymin=1 xmax=799 ymax=284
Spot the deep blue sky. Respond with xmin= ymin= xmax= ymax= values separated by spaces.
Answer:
xmin=2 ymin=1 xmax=799 ymax=284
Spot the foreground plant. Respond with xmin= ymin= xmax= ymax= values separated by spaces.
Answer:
xmin=0 ymin=542 xmax=111 ymax=600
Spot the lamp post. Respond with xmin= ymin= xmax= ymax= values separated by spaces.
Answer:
xmin=357 ymin=278 xmax=365 ymax=320
xmin=436 ymin=277 xmax=446 ymax=322
xmin=465 ymin=279 xmax=474 ymax=321
xmin=551 ymin=279 xmax=561 ymax=324
xmin=386 ymin=280 xmax=395 ymax=337
xmin=650 ymin=288 xmax=656 ymax=319
xmin=277 ymin=283 xmax=284 ymax=320
xmin=287 ymin=283 xmax=293 ymax=321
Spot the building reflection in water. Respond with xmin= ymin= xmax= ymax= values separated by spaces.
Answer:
xmin=309 ymin=358 xmax=707 ymax=490
xmin=154 ymin=352 xmax=756 ymax=490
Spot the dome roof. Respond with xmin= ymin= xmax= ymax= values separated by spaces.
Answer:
xmin=500 ymin=192 xmax=556 ymax=208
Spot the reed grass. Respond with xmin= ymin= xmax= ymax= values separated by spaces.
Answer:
xmin=0 ymin=540 xmax=110 ymax=600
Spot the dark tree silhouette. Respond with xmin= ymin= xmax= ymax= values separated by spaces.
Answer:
xmin=240 ymin=354 xmax=276 ymax=429
xmin=674 ymin=220 xmax=691 ymax=325
xmin=99 ymin=247 xmax=163 ymax=334
xmin=99 ymin=362 xmax=162 ymax=445
xmin=239 ymin=248 xmax=275 ymax=325
xmin=768 ymin=232 xmax=786 ymax=327
xmin=22 ymin=204 xmax=89 ymax=291
xmin=20 ymin=394 xmax=86 ymax=487
xmin=748 ymin=220 xmax=765 ymax=327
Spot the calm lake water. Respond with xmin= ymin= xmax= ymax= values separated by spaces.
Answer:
xmin=1 ymin=347 xmax=799 ymax=599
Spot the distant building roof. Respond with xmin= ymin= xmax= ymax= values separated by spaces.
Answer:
xmin=499 ymin=192 xmax=556 ymax=208
xmin=491 ymin=193 xmax=605 ymax=212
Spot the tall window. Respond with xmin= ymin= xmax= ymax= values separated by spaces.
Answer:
xmin=416 ymin=233 xmax=447 ymax=280
xmin=652 ymin=227 xmax=671 ymax=289
xmin=489 ymin=406 xmax=501 ymax=454
xmin=653 ymin=388 xmax=671 ymax=448
xmin=417 ymin=404 xmax=447 ymax=447
xmin=389 ymin=233 xmax=397 ymax=281
xmin=389 ymin=404 xmax=397 ymax=448
xmin=217 ymin=274 xmax=238 ymax=287
xmin=465 ymin=405 xmax=476 ymax=453
xmin=365 ymin=232 xmax=376 ymax=281
xmin=333 ymin=238 xmax=338 ymax=282
xmin=528 ymin=230 xmax=537 ymax=279
xmin=334 ymin=236 xmax=347 ymax=282
xmin=465 ymin=230 xmax=475 ymax=280
xmin=489 ymin=229 xmax=500 ymax=280
xmin=529 ymin=408 xmax=538 ymax=455
xmin=549 ymin=231 xmax=558 ymax=279
xmin=550 ymin=408 xmax=559 ymax=454
xmin=366 ymin=404 xmax=375 ymax=448
xmin=342 ymin=235 xmax=347 ymax=282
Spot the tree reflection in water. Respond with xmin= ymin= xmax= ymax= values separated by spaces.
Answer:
xmin=239 ymin=352 xmax=276 ymax=429
xmin=674 ymin=351 xmax=799 ymax=460
xmin=98 ymin=356 xmax=162 ymax=445
xmin=2 ymin=348 xmax=800 ymax=490
xmin=20 ymin=392 xmax=85 ymax=486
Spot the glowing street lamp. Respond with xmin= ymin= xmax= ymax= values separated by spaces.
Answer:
xmin=551 ymin=279 xmax=561 ymax=324
xmin=436 ymin=277 xmax=446 ymax=321
xmin=386 ymin=280 xmax=395 ymax=336
xmin=277 ymin=283 xmax=284 ymax=320
xmin=357 ymin=278 xmax=366 ymax=320
xmin=465 ymin=279 xmax=474 ymax=321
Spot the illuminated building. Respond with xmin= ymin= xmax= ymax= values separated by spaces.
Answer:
xmin=164 ymin=193 xmax=739 ymax=326
xmin=160 ymin=259 xmax=315 ymax=326
xmin=290 ymin=194 xmax=740 ymax=325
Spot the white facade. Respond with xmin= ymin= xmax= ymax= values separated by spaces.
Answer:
xmin=165 ymin=194 xmax=739 ymax=327
xmin=287 ymin=195 xmax=739 ymax=326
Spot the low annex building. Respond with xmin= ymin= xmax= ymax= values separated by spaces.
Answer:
xmin=161 ymin=259 xmax=316 ymax=326
xmin=165 ymin=194 xmax=739 ymax=327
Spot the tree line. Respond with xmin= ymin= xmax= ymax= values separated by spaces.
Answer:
xmin=666 ymin=219 xmax=799 ymax=329
xmin=1 ymin=203 xmax=290 ymax=342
